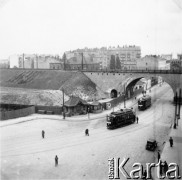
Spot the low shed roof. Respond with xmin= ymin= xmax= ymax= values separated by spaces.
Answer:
xmin=64 ymin=96 xmax=88 ymax=107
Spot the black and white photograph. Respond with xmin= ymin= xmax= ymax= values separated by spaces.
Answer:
xmin=0 ymin=0 xmax=182 ymax=179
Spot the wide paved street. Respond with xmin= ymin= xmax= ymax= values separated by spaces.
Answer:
xmin=0 ymin=83 xmax=175 ymax=180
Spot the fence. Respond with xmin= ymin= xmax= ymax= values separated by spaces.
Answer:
xmin=35 ymin=105 xmax=63 ymax=115
xmin=0 ymin=106 xmax=35 ymax=120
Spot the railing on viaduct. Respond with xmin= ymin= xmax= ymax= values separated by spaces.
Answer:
xmin=1 ymin=68 xmax=182 ymax=74
xmin=80 ymin=69 xmax=182 ymax=74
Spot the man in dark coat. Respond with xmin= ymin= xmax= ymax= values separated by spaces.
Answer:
xmin=164 ymin=161 xmax=168 ymax=174
xmin=136 ymin=117 xmax=139 ymax=124
xmin=55 ymin=155 xmax=58 ymax=166
xmin=42 ymin=130 xmax=45 ymax=139
xmin=169 ymin=137 xmax=173 ymax=147
xmin=143 ymin=170 xmax=147 ymax=179
xmin=85 ymin=129 xmax=89 ymax=136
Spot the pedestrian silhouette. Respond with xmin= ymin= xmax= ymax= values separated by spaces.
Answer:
xmin=85 ymin=129 xmax=89 ymax=136
xmin=158 ymin=151 xmax=161 ymax=162
xmin=164 ymin=161 xmax=168 ymax=174
xmin=55 ymin=155 xmax=58 ymax=166
xmin=159 ymin=160 xmax=163 ymax=176
xmin=143 ymin=169 xmax=147 ymax=179
xmin=136 ymin=117 xmax=139 ymax=124
xmin=42 ymin=130 xmax=45 ymax=139
xmin=169 ymin=137 xmax=173 ymax=147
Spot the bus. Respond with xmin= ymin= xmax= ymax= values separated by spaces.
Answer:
xmin=138 ymin=95 xmax=151 ymax=110
xmin=107 ymin=108 xmax=136 ymax=129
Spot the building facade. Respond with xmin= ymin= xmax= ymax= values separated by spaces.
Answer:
xmin=161 ymin=54 xmax=173 ymax=61
xmin=170 ymin=60 xmax=182 ymax=71
xmin=0 ymin=59 xmax=10 ymax=68
xmin=65 ymin=45 xmax=141 ymax=70
xmin=50 ymin=63 xmax=64 ymax=69
xmin=136 ymin=55 xmax=169 ymax=70
xmin=177 ymin=54 xmax=182 ymax=60
xmin=107 ymin=45 xmax=141 ymax=61
xmin=16 ymin=54 xmax=61 ymax=69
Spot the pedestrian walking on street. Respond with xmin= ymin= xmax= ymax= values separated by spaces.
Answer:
xmin=42 ymin=130 xmax=45 ymax=139
xmin=157 ymin=151 xmax=161 ymax=162
xmin=55 ymin=155 xmax=58 ymax=166
xmin=159 ymin=160 xmax=163 ymax=176
xmin=169 ymin=137 xmax=173 ymax=147
xmin=136 ymin=116 xmax=139 ymax=124
xmin=164 ymin=161 xmax=168 ymax=175
xmin=143 ymin=170 xmax=147 ymax=179
xmin=85 ymin=129 xmax=89 ymax=136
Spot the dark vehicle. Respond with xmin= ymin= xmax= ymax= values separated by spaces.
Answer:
xmin=138 ymin=95 xmax=151 ymax=110
xmin=145 ymin=139 xmax=157 ymax=151
xmin=107 ymin=108 xmax=136 ymax=129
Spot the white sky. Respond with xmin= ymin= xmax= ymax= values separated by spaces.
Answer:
xmin=0 ymin=0 xmax=182 ymax=60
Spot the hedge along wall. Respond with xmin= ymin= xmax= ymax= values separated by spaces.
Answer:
xmin=0 ymin=106 xmax=35 ymax=120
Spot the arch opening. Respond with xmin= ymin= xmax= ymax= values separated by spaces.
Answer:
xmin=111 ymin=89 xmax=118 ymax=98
xmin=123 ymin=76 xmax=174 ymax=103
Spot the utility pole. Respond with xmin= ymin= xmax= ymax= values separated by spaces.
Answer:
xmin=36 ymin=54 xmax=38 ymax=69
xmin=22 ymin=53 xmax=24 ymax=68
xmin=88 ymin=107 xmax=90 ymax=119
xmin=124 ymin=84 xmax=126 ymax=108
xmin=81 ymin=53 xmax=83 ymax=71
xmin=64 ymin=56 xmax=66 ymax=70
xmin=178 ymin=89 xmax=181 ymax=120
xmin=174 ymin=92 xmax=178 ymax=128
xmin=62 ymin=88 xmax=65 ymax=119
xmin=63 ymin=53 xmax=66 ymax=70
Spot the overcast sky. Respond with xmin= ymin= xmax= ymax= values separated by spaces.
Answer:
xmin=0 ymin=0 xmax=182 ymax=60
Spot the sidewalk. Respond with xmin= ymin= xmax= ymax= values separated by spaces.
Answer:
xmin=161 ymin=114 xmax=182 ymax=178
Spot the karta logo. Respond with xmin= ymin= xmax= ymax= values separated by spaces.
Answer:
xmin=108 ymin=158 xmax=181 ymax=179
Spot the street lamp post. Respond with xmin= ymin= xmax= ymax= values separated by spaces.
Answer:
xmin=124 ymin=84 xmax=126 ymax=108
xmin=88 ymin=107 xmax=90 ymax=119
xmin=178 ymin=89 xmax=181 ymax=119
xmin=62 ymin=88 xmax=65 ymax=119
xmin=174 ymin=92 xmax=177 ymax=128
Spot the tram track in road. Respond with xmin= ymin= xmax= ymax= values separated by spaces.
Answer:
xmin=1 ymin=122 xmax=150 ymax=158
xmin=1 ymin=84 xmax=174 ymax=158
xmin=1 ymin=110 xmax=171 ymax=158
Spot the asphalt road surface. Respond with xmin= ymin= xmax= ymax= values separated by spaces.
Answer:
xmin=0 ymin=83 xmax=175 ymax=180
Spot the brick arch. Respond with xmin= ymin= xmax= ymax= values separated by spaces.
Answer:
xmin=125 ymin=77 xmax=144 ymax=97
xmin=123 ymin=73 xmax=177 ymax=96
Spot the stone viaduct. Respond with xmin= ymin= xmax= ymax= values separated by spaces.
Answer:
xmin=84 ymin=70 xmax=182 ymax=98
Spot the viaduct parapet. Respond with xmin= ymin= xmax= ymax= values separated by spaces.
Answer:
xmin=84 ymin=71 xmax=182 ymax=97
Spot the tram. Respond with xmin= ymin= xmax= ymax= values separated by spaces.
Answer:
xmin=107 ymin=108 xmax=136 ymax=129
xmin=138 ymin=95 xmax=151 ymax=110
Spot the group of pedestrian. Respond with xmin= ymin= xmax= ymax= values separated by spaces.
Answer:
xmin=41 ymin=129 xmax=91 ymax=167
xmin=159 ymin=160 xmax=168 ymax=176
xmin=41 ymin=131 xmax=59 ymax=167
xmin=42 ymin=129 xmax=174 ymax=169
